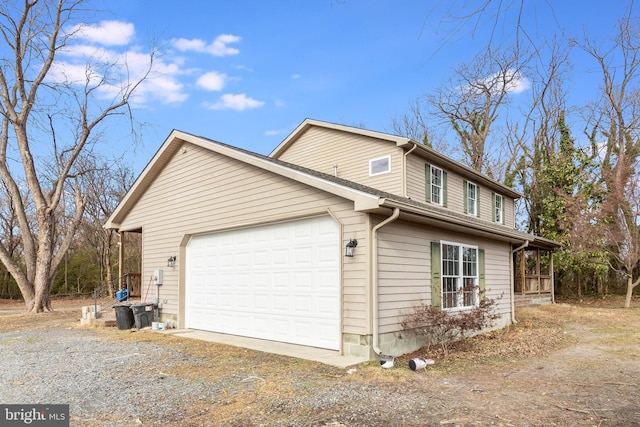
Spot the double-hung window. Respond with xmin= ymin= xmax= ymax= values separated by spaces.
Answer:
xmin=493 ymin=193 xmax=504 ymax=224
xmin=425 ymin=164 xmax=447 ymax=207
xmin=441 ymin=242 xmax=479 ymax=310
xmin=464 ymin=180 xmax=479 ymax=216
xmin=431 ymin=166 xmax=443 ymax=205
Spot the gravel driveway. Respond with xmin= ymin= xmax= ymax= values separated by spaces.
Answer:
xmin=0 ymin=327 xmax=221 ymax=426
xmin=1 ymin=300 xmax=640 ymax=426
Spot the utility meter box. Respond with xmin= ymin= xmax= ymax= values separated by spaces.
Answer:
xmin=153 ymin=269 xmax=163 ymax=286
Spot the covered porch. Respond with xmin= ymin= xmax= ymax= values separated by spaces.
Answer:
xmin=513 ymin=239 xmax=558 ymax=307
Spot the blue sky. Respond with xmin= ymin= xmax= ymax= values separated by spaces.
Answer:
xmin=69 ymin=0 xmax=633 ymax=174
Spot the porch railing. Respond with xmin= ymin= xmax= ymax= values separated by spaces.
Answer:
xmin=514 ymin=275 xmax=552 ymax=294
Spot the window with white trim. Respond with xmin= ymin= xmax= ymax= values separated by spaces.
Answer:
xmin=441 ymin=242 xmax=479 ymax=310
xmin=369 ymin=155 xmax=391 ymax=176
xmin=464 ymin=180 xmax=478 ymax=216
xmin=493 ymin=193 xmax=504 ymax=223
xmin=431 ymin=165 xmax=443 ymax=205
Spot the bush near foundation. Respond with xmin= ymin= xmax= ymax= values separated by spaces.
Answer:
xmin=401 ymin=290 xmax=502 ymax=357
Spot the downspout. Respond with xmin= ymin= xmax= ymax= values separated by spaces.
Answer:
xmin=372 ymin=207 xmax=400 ymax=356
xmin=510 ymin=240 xmax=529 ymax=324
xmin=402 ymin=144 xmax=418 ymax=198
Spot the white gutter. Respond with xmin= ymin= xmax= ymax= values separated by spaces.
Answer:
xmin=372 ymin=207 xmax=400 ymax=355
xmin=510 ymin=240 xmax=529 ymax=324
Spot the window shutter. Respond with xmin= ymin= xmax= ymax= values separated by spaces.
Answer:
xmin=463 ymin=180 xmax=468 ymax=213
xmin=476 ymin=186 xmax=480 ymax=217
xmin=425 ymin=164 xmax=431 ymax=202
xmin=431 ymin=241 xmax=441 ymax=309
xmin=492 ymin=192 xmax=497 ymax=222
xmin=442 ymin=171 xmax=448 ymax=208
xmin=501 ymin=198 xmax=505 ymax=224
xmin=478 ymin=248 xmax=486 ymax=300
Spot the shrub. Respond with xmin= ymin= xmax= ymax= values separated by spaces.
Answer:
xmin=401 ymin=290 xmax=502 ymax=357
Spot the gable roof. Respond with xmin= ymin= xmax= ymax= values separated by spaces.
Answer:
xmin=270 ymin=118 xmax=521 ymax=200
xmin=105 ymin=128 xmax=558 ymax=249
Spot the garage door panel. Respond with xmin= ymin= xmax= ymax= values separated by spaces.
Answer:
xmin=185 ymin=216 xmax=340 ymax=350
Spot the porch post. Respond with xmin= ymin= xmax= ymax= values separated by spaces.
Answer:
xmin=118 ymin=231 xmax=125 ymax=290
xmin=550 ymin=250 xmax=555 ymax=303
xmin=520 ymin=248 xmax=526 ymax=294
xmin=536 ymin=248 xmax=541 ymax=295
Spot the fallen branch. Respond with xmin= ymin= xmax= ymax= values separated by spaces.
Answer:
xmin=554 ymin=404 xmax=590 ymax=414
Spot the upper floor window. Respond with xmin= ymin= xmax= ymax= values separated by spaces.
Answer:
xmin=464 ymin=180 xmax=479 ymax=216
xmin=493 ymin=193 xmax=504 ymax=224
xmin=425 ymin=164 xmax=447 ymax=207
xmin=369 ymin=155 xmax=391 ymax=176
xmin=431 ymin=166 xmax=443 ymax=205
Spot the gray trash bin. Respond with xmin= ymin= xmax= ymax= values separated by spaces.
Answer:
xmin=131 ymin=304 xmax=155 ymax=329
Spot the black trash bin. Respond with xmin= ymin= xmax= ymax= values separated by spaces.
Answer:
xmin=131 ymin=304 xmax=155 ymax=329
xmin=113 ymin=304 xmax=134 ymax=330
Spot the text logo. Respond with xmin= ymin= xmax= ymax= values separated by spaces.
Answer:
xmin=1 ymin=405 xmax=69 ymax=426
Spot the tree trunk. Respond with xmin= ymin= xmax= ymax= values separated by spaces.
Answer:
xmin=577 ymin=271 xmax=582 ymax=300
xmin=25 ymin=210 xmax=56 ymax=313
xmin=624 ymin=275 xmax=639 ymax=308
xmin=29 ymin=278 xmax=53 ymax=312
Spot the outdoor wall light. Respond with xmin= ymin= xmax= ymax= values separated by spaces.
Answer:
xmin=167 ymin=255 xmax=176 ymax=268
xmin=345 ymin=239 xmax=358 ymax=257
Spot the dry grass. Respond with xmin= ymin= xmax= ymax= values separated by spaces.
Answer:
xmin=2 ymin=295 xmax=640 ymax=425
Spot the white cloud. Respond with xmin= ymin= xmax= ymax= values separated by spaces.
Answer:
xmin=205 ymin=93 xmax=265 ymax=111
xmin=47 ymin=61 xmax=103 ymax=86
xmin=462 ymin=69 xmax=531 ymax=97
xmin=504 ymin=71 xmax=531 ymax=94
xmin=291 ymin=74 xmax=301 ymax=79
xmin=172 ymin=34 xmax=241 ymax=56
xmin=264 ymin=128 xmax=289 ymax=136
xmin=46 ymin=26 xmax=252 ymax=108
xmin=196 ymin=71 xmax=227 ymax=91
xmin=66 ymin=21 xmax=134 ymax=46
xmin=49 ymin=47 xmax=189 ymax=106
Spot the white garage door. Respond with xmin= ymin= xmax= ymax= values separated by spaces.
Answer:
xmin=185 ymin=216 xmax=340 ymax=350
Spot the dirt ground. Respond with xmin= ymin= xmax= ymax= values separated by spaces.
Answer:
xmin=1 ymin=296 xmax=639 ymax=426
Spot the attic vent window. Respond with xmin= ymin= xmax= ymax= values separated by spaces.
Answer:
xmin=369 ymin=155 xmax=391 ymax=176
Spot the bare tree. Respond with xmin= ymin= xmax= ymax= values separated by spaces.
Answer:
xmin=393 ymin=46 xmax=531 ymax=177
xmin=82 ymin=161 xmax=136 ymax=297
xmin=390 ymin=98 xmax=455 ymax=158
xmin=429 ymin=47 xmax=531 ymax=175
xmin=577 ymin=12 xmax=640 ymax=307
xmin=0 ymin=0 xmax=153 ymax=312
xmin=0 ymin=181 xmax=22 ymax=298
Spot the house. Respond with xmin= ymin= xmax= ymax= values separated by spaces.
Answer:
xmin=104 ymin=119 xmax=558 ymax=359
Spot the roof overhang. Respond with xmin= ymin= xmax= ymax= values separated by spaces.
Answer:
xmin=105 ymin=126 xmax=559 ymax=250
xmin=104 ymin=130 xmax=381 ymax=230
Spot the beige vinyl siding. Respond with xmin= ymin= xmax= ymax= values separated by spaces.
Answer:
xmin=405 ymin=155 xmax=427 ymax=201
xmin=441 ymin=171 xmax=466 ymax=213
xmin=503 ymin=196 xmax=515 ymax=228
xmin=375 ymin=220 xmax=512 ymax=336
xmin=407 ymin=155 xmax=518 ymax=228
xmin=119 ymin=142 xmax=370 ymax=335
xmin=275 ymin=127 xmax=404 ymax=195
